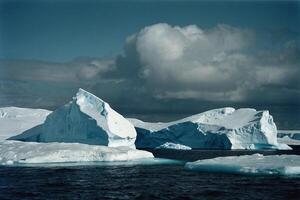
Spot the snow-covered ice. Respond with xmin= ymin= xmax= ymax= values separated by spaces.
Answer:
xmin=129 ymin=108 xmax=291 ymax=150
xmin=0 ymin=140 xmax=153 ymax=165
xmin=11 ymin=89 xmax=137 ymax=148
xmin=0 ymin=107 xmax=51 ymax=141
xmin=185 ymin=154 xmax=300 ymax=175
xmin=156 ymin=142 xmax=192 ymax=150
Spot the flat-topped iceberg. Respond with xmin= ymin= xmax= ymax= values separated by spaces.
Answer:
xmin=278 ymin=130 xmax=300 ymax=140
xmin=278 ymin=136 xmax=300 ymax=146
xmin=0 ymin=140 xmax=153 ymax=165
xmin=11 ymin=89 xmax=137 ymax=148
xmin=0 ymin=107 xmax=51 ymax=141
xmin=129 ymin=108 xmax=290 ymax=150
xmin=185 ymin=154 xmax=300 ymax=175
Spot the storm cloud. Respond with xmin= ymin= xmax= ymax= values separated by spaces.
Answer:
xmin=117 ymin=23 xmax=300 ymax=103
xmin=0 ymin=23 xmax=299 ymax=127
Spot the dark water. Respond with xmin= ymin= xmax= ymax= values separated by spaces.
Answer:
xmin=145 ymin=148 xmax=300 ymax=161
xmin=0 ymin=164 xmax=299 ymax=200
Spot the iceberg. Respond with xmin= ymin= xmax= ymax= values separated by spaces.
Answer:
xmin=0 ymin=140 xmax=153 ymax=165
xmin=129 ymin=108 xmax=290 ymax=150
xmin=11 ymin=89 xmax=137 ymax=148
xmin=0 ymin=107 xmax=51 ymax=141
xmin=278 ymin=130 xmax=300 ymax=140
xmin=278 ymin=136 xmax=300 ymax=146
xmin=277 ymin=130 xmax=300 ymax=146
xmin=185 ymin=154 xmax=300 ymax=175
xmin=156 ymin=142 xmax=192 ymax=150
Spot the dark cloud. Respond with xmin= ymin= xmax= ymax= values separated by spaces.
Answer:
xmin=0 ymin=23 xmax=299 ymax=128
xmin=117 ymin=23 xmax=300 ymax=104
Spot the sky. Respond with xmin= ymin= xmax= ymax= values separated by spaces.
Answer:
xmin=0 ymin=0 xmax=300 ymax=129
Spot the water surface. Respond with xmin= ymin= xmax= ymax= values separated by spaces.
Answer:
xmin=1 ymin=164 xmax=299 ymax=200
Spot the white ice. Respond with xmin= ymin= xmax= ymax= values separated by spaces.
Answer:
xmin=11 ymin=89 xmax=137 ymax=148
xmin=129 ymin=108 xmax=291 ymax=150
xmin=0 ymin=140 xmax=153 ymax=165
xmin=0 ymin=107 xmax=51 ymax=141
xmin=185 ymin=154 xmax=300 ymax=176
xmin=156 ymin=142 xmax=192 ymax=150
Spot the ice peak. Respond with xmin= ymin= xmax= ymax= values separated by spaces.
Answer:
xmin=75 ymin=88 xmax=107 ymax=113
xmin=77 ymin=88 xmax=90 ymax=95
xmin=76 ymin=88 xmax=104 ymax=102
xmin=11 ymin=88 xmax=137 ymax=147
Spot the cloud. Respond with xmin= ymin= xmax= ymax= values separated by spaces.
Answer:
xmin=0 ymin=23 xmax=299 ymax=115
xmin=0 ymin=57 xmax=118 ymax=108
xmin=118 ymin=23 xmax=299 ymax=104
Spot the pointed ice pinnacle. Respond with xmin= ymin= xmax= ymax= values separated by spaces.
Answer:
xmin=11 ymin=88 xmax=137 ymax=148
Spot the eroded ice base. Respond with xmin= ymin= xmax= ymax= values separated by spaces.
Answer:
xmin=185 ymin=154 xmax=300 ymax=176
xmin=0 ymin=140 xmax=153 ymax=165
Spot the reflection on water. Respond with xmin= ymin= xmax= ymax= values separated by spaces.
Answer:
xmin=8 ymin=158 xmax=183 ymax=167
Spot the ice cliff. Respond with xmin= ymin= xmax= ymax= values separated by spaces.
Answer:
xmin=129 ymin=108 xmax=290 ymax=150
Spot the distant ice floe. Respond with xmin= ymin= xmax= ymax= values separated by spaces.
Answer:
xmin=278 ymin=130 xmax=300 ymax=140
xmin=156 ymin=142 xmax=192 ymax=150
xmin=277 ymin=130 xmax=300 ymax=146
xmin=0 ymin=140 xmax=153 ymax=165
xmin=185 ymin=154 xmax=300 ymax=176
xmin=278 ymin=136 xmax=300 ymax=146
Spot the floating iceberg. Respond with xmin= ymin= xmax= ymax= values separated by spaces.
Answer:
xmin=278 ymin=130 xmax=300 ymax=140
xmin=11 ymin=89 xmax=137 ymax=148
xmin=277 ymin=130 xmax=300 ymax=146
xmin=278 ymin=136 xmax=300 ymax=146
xmin=129 ymin=108 xmax=291 ymax=150
xmin=0 ymin=107 xmax=51 ymax=141
xmin=156 ymin=142 xmax=192 ymax=150
xmin=0 ymin=140 xmax=153 ymax=165
xmin=185 ymin=154 xmax=300 ymax=175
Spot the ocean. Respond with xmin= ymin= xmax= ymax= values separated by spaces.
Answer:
xmin=1 ymin=162 xmax=299 ymax=200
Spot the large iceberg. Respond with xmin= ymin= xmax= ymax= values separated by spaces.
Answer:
xmin=11 ymin=89 xmax=137 ymax=148
xmin=0 ymin=140 xmax=153 ymax=165
xmin=0 ymin=107 xmax=51 ymax=141
xmin=129 ymin=108 xmax=290 ymax=150
xmin=185 ymin=154 xmax=300 ymax=175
